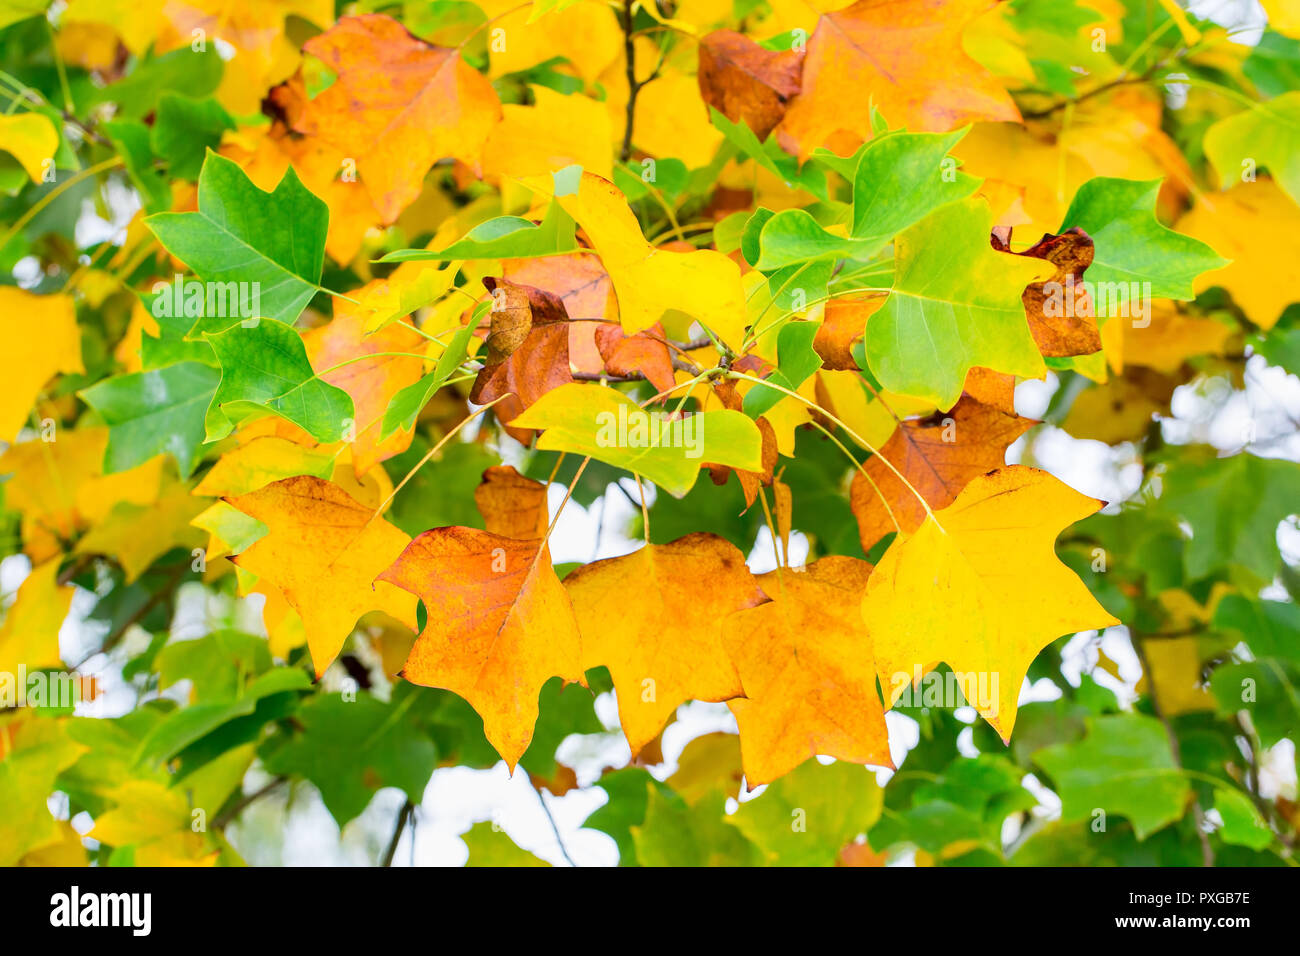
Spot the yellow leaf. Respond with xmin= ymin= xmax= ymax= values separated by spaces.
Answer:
xmin=225 ymin=476 xmax=417 ymax=677
xmin=75 ymin=477 xmax=207 ymax=583
xmin=545 ymin=169 xmax=749 ymax=350
xmin=484 ymin=86 xmax=614 ymax=183
xmin=0 ymin=288 xmax=82 ymax=442
xmin=863 ymin=466 xmax=1118 ymax=739
xmin=1178 ymin=178 xmax=1299 ymax=331
xmin=0 ymin=113 xmax=58 ymax=183
xmin=564 ymin=533 xmax=763 ymax=755
xmin=0 ymin=560 xmax=73 ymax=675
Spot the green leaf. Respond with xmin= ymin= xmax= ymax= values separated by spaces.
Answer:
xmin=1203 ymin=92 xmax=1300 ymax=207
xmin=510 ymin=382 xmax=765 ymax=497
xmin=742 ymin=320 xmax=822 ymax=417
xmin=1058 ymin=177 xmax=1228 ymax=301
xmin=1035 ymin=714 xmax=1191 ymax=839
xmin=462 ymin=821 xmax=551 ymax=866
xmin=1214 ymin=788 xmax=1274 ymax=851
xmin=79 ymin=361 xmax=221 ymax=476
xmin=155 ymin=630 xmax=273 ymax=702
xmin=203 ymin=321 xmax=354 ymax=443
xmin=382 ymin=439 xmax=498 ymax=537
xmin=709 ymin=108 xmax=828 ymax=201
xmin=1157 ymin=451 xmax=1300 ymax=582
xmin=865 ymin=197 xmax=1051 ymax=408
xmin=103 ymin=120 xmax=170 ymax=214
xmin=380 ymin=308 xmax=484 ymax=439
xmin=753 ymin=129 xmax=980 ymax=271
xmin=1213 ymin=594 xmax=1300 ymax=661
xmin=150 ymin=94 xmax=235 ymax=181
xmin=378 ymin=200 xmax=577 ymax=262
xmin=260 ymin=686 xmax=441 ymax=826
xmin=134 ymin=668 xmax=311 ymax=766
xmin=1243 ymin=31 xmax=1300 ymax=100
xmin=1210 ymin=660 xmax=1300 ymax=747
xmin=631 ymin=781 xmax=758 ymax=866
xmin=728 ymin=759 xmax=883 ymax=866
xmin=93 ymin=48 xmax=224 ymax=119
xmin=582 ymin=767 xmax=668 ymax=866
xmin=145 ymin=152 xmax=328 ymax=329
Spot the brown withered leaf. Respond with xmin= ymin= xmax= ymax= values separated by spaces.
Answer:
xmin=379 ymin=527 xmax=583 ymax=769
xmin=594 ymin=321 xmax=676 ymax=393
xmin=850 ymin=395 xmax=1038 ymax=552
xmin=471 ymin=277 xmax=573 ymax=444
xmin=992 ymin=227 xmax=1101 ymax=358
xmin=474 ymin=464 xmax=549 ymax=540
xmin=724 ymin=556 xmax=892 ymax=786
xmin=697 ymin=29 xmax=803 ymax=141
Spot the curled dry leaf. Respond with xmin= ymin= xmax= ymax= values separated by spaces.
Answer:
xmin=991 ymin=227 xmax=1102 ymax=358
xmin=471 ymin=276 xmax=574 ymax=443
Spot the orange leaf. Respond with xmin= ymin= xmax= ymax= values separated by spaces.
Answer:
xmin=850 ymin=394 xmax=1037 ymax=552
xmin=776 ymin=0 xmax=1020 ymax=159
xmin=470 ymin=277 xmax=574 ymax=444
xmin=724 ymin=556 xmax=892 ymax=786
xmin=304 ymin=296 xmax=428 ymax=476
xmin=697 ymin=29 xmax=803 ymax=140
xmin=991 ymin=227 xmax=1102 ymax=358
xmin=295 ymin=14 xmax=502 ymax=221
xmin=378 ymin=527 xmax=583 ymax=769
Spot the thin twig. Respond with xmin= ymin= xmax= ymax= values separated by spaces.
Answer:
xmin=381 ymin=799 xmax=416 ymax=867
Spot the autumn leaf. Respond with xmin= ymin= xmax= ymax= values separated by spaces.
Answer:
xmin=865 ymin=198 xmax=1054 ymax=409
xmin=863 ymin=466 xmax=1119 ymax=739
xmin=295 ymin=14 xmax=502 ymax=222
xmin=849 ymin=394 xmax=1038 ymax=552
xmin=303 ymin=299 xmax=428 ymax=474
xmin=776 ymin=0 xmax=1020 ymax=159
xmin=724 ymin=556 xmax=892 ymax=786
xmin=0 ymin=289 xmax=82 ymax=443
xmin=697 ymin=29 xmax=802 ymax=140
xmin=378 ymin=527 xmax=583 ymax=769
xmin=469 ymin=276 xmax=573 ymax=443
xmin=474 ymin=464 xmax=550 ymax=540
xmin=991 ymin=227 xmax=1102 ymax=357
xmin=225 ymin=475 xmax=417 ymax=678
xmin=0 ymin=560 xmax=73 ymax=675
xmin=545 ymin=169 xmax=750 ymax=351
xmin=564 ymin=533 xmax=763 ymax=755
